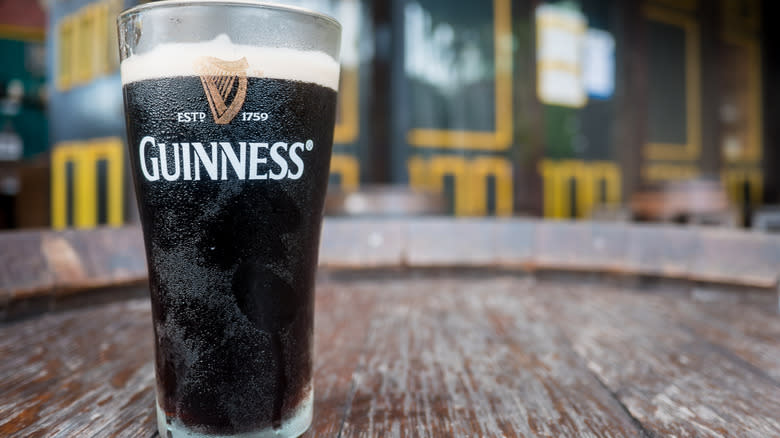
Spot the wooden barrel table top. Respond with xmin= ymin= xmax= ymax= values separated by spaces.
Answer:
xmin=1 ymin=219 xmax=779 ymax=437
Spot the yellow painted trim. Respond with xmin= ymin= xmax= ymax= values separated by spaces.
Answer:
xmin=538 ymin=160 xmax=622 ymax=218
xmin=721 ymin=32 xmax=762 ymax=163
xmin=407 ymin=0 xmax=513 ymax=151
xmin=56 ymin=16 xmax=75 ymax=91
xmin=78 ymin=148 xmax=97 ymax=228
xmin=72 ymin=4 xmax=98 ymax=85
xmin=648 ymin=0 xmax=698 ymax=12
xmin=71 ymin=10 xmax=84 ymax=86
xmin=407 ymin=156 xmax=428 ymax=189
xmin=0 ymin=24 xmax=45 ymax=42
xmin=333 ymin=68 xmax=360 ymax=144
xmin=472 ymin=157 xmax=513 ymax=216
xmin=537 ymin=60 xmax=581 ymax=75
xmin=92 ymin=138 xmax=125 ymax=226
xmin=721 ymin=166 xmax=762 ymax=207
xmin=721 ymin=0 xmax=760 ymax=34
xmin=428 ymin=156 xmax=470 ymax=215
xmin=573 ymin=162 xmax=592 ymax=218
xmin=51 ymin=138 xmax=124 ymax=229
xmin=539 ymin=160 xmax=564 ymax=218
xmin=641 ymin=163 xmax=699 ymax=181
xmin=56 ymin=0 xmax=124 ymax=91
xmin=408 ymin=155 xmax=514 ymax=217
xmin=746 ymin=38 xmax=762 ymax=163
xmin=536 ymin=14 xmax=586 ymax=34
xmin=592 ymin=162 xmax=622 ymax=205
xmin=51 ymin=142 xmax=93 ymax=228
xmin=642 ymin=4 xmax=701 ymax=161
xmin=92 ymin=2 xmax=110 ymax=77
xmin=330 ymin=154 xmax=360 ymax=192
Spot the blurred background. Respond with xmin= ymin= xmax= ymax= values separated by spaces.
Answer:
xmin=1 ymin=0 xmax=779 ymax=230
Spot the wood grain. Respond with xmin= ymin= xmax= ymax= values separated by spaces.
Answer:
xmin=338 ymin=278 xmax=643 ymax=437
xmin=304 ymin=282 xmax=381 ymax=437
xmin=0 ymin=299 xmax=156 ymax=437
xmin=0 ymin=226 xmax=147 ymax=312
xmin=0 ymin=231 xmax=53 ymax=301
xmin=534 ymin=283 xmax=780 ymax=437
xmin=641 ymin=290 xmax=780 ymax=381
xmin=689 ymin=228 xmax=780 ymax=287
xmin=2 ymin=276 xmax=780 ymax=437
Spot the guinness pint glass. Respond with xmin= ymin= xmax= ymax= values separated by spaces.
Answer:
xmin=117 ymin=2 xmax=340 ymax=437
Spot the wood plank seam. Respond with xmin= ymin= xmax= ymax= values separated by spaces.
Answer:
xmin=587 ymin=363 xmax=659 ymax=438
xmin=525 ymin=281 xmax=659 ymax=437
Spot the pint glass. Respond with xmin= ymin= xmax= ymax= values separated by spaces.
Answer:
xmin=117 ymin=2 xmax=340 ymax=437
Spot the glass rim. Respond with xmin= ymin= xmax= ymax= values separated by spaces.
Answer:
xmin=118 ymin=0 xmax=341 ymax=31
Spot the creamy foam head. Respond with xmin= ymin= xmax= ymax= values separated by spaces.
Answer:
xmin=121 ymin=34 xmax=340 ymax=90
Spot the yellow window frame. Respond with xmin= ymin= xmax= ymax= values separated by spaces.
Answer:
xmin=642 ymin=4 xmax=702 ymax=162
xmin=72 ymin=5 xmax=98 ymax=85
xmin=329 ymin=154 xmax=360 ymax=192
xmin=57 ymin=16 xmax=75 ymax=91
xmin=720 ymin=31 xmax=762 ymax=164
xmin=406 ymin=0 xmax=513 ymax=151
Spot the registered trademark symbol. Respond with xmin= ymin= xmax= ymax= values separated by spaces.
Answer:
xmin=305 ymin=140 xmax=314 ymax=151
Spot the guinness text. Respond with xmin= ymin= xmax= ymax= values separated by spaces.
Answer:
xmin=139 ymin=136 xmax=314 ymax=182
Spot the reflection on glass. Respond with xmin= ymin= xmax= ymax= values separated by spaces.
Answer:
xmin=404 ymin=2 xmax=489 ymax=91
xmin=404 ymin=1 xmax=495 ymax=132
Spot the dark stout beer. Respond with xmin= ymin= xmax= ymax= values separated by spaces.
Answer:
xmin=121 ymin=39 xmax=338 ymax=437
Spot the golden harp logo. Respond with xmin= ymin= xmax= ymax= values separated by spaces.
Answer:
xmin=196 ymin=56 xmax=249 ymax=125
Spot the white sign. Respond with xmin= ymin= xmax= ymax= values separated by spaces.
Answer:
xmin=583 ymin=29 xmax=615 ymax=99
xmin=535 ymin=4 xmax=587 ymax=108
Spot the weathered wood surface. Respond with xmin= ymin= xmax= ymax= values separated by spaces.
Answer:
xmin=0 ymin=293 xmax=156 ymax=437
xmin=2 ymin=276 xmax=780 ymax=437
xmin=336 ymin=279 xmax=642 ymax=437
xmin=0 ymin=227 xmax=147 ymax=315
xmin=531 ymin=283 xmax=780 ymax=437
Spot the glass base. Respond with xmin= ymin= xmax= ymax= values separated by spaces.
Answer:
xmin=156 ymin=390 xmax=313 ymax=438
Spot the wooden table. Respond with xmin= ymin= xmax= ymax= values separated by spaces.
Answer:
xmin=2 ymin=219 xmax=779 ymax=437
xmin=2 ymin=274 xmax=780 ymax=437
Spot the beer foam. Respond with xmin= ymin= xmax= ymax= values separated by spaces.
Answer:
xmin=121 ymin=34 xmax=340 ymax=90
